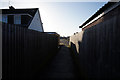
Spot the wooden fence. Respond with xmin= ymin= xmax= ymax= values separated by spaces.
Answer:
xmin=70 ymin=5 xmax=120 ymax=79
xmin=2 ymin=22 xmax=59 ymax=80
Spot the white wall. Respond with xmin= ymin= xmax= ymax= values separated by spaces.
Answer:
xmin=70 ymin=31 xmax=84 ymax=53
xmin=28 ymin=10 xmax=43 ymax=32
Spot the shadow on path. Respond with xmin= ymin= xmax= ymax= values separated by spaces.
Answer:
xmin=38 ymin=45 xmax=79 ymax=80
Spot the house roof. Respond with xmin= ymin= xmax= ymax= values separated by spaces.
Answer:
xmin=1 ymin=7 xmax=44 ymax=32
xmin=1 ymin=7 xmax=39 ymax=28
xmin=79 ymin=2 xmax=119 ymax=28
xmin=2 ymin=7 xmax=38 ymax=17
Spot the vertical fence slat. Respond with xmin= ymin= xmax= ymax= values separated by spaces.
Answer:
xmin=2 ymin=23 xmax=59 ymax=80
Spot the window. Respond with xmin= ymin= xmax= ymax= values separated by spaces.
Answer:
xmin=2 ymin=15 xmax=7 ymax=23
xmin=21 ymin=15 xmax=31 ymax=25
xmin=8 ymin=15 xmax=14 ymax=24
xmin=14 ymin=15 xmax=21 ymax=24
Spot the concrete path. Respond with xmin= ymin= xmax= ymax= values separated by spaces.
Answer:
xmin=38 ymin=45 xmax=78 ymax=80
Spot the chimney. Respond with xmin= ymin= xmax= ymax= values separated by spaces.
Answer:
xmin=9 ymin=6 xmax=15 ymax=9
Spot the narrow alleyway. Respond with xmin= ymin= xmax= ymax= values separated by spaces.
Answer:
xmin=38 ymin=45 xmax=79 ymax=80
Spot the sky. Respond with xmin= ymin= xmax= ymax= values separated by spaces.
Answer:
xmin=0 ymin=0 xmax=108 ymax=36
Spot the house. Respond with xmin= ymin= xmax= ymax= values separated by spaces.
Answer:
xmin=79 ymin=2 xmax=120 ymax=31
xmin=0 ymin=6 xmax=44 ymax=32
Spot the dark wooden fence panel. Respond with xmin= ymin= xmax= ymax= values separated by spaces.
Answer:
xmin=2 ymin=23 xmax=59 ymax=80
xmin=70 ymin=6 xmax=120 ymax=79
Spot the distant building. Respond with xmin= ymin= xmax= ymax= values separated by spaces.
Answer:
xmin=0 ymin=6 xmax=44 ymax=32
